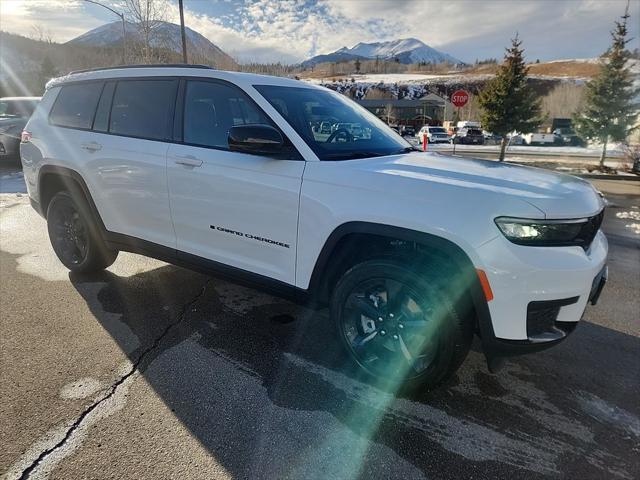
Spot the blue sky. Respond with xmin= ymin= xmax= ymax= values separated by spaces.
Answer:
xmin=1 ymin=0 xmax=639 ymax=64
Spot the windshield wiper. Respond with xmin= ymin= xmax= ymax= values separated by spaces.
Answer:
xmin=322 ymin=151 xmax=390 ymax=160
xmin=393 ymin=146 xmax=421 ymax=154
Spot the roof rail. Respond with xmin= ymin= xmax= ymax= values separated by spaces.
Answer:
xmin=69 ymin=64 xmax=215 ymax=75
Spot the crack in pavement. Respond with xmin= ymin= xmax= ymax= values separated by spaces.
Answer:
xmin=14 ymin=278 xmax=213 ymax=480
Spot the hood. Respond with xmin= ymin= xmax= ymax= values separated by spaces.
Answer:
xmin=350 ymin=152 xmax=604 ymax=219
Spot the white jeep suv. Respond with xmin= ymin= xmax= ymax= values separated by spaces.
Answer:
xmin=21 ymin=65 xmax=608 ymax=390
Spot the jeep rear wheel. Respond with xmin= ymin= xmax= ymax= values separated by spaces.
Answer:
xmin=331 ymin=258 xmax=473 ymax=391
xmin=47 ymin=191 xmax=118 ymax=273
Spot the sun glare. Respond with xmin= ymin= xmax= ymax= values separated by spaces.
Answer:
xmin=0 ymin=0 xmax=27 ymax=17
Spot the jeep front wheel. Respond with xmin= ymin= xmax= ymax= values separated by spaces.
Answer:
xmin=331 ymin=258 xmax=472 ymax=391
xmin=47 ymin=191 xmax=118 ymax=273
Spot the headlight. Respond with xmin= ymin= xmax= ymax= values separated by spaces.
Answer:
xmin=494 ymin=216 xmax=599 ymax=247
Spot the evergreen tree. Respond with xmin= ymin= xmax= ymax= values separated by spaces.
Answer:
xmin=354 ymin=58 xmax=361 ymax=74
xmin=574 ymin=5 xmax=638 ymax=169
xmin=478 ymin=35 xmax=541 ymax=161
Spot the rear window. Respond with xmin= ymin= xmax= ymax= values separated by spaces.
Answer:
xmin=429 ymin=127 xmax=446 ymax=133
xmin=49 ymin=83 xmax=103 ymax=129
xmin=467 ymin=129 xmax=482 ymax=135
xmin=109 ymin=80 xmax=177 ymax=140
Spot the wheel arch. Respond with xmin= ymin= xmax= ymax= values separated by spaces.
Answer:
xmin=307 ymin=221 xmax=492 ymax=333
xmin=37 ymin=166 xmax=106 ymax=234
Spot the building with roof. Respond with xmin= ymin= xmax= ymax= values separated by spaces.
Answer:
xmin=356 ymin=93 xmax=449 ymax=127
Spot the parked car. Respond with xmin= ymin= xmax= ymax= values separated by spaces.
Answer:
xmin=400 ymin=125 xmax=415 ymax=137
xmin=507 ymin=132 xmax=525 ymax=145
xmin=522 ymin=132 xmax=556 ymax=146
xmin=22 ymin=65 xmax=608 ymax=390
xmin=456 ymin=121 xmax=481 ymax=129
xmin=483 ymin=130 xmax=503 ymax=145
xmin=451 ymin=127 xmax=485 ymax=145
xmin=417 ymin=126 xmax=449 ymax=144
xmin=0 ymin=96 xmax=40 ymax=162
xmin=553 ymin=128 xmax=584 ymax=147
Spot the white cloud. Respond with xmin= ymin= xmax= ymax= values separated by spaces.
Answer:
xmin=0 ymin=0 xmax=638 ymax=63
xmin=0 ymin=0 xmax=102 ymax=42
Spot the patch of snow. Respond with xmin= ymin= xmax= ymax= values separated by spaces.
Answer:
xmin=544 ymin=58 xmax=601 ymax=64
xmin=616 ymin=211 xmax=640 ymax=235
xmin=578 ymin=392 xmax=640 ymax=438
xmin=60 ymin=378 xmax=105 ymax=400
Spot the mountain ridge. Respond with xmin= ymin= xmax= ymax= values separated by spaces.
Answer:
xmin=303 ymin=38 xmax=463 ymax=66
xmin=68 ymin=21 xmax=236 ymax=68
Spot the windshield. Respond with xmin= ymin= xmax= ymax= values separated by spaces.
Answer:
xmin=254 ymin=85 xmax=412 ymax=160
xmin=429 ymin=127 xmax=446 ymax=133
xmin=0 ymin=100 xmax=38 ymax=118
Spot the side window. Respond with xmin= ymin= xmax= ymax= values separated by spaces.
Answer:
xmin=109 ymin=79 xmax=177 ymax=140
xmin=49 ymin=82 xmax=103 ymax=129
xmin=92 ymin=82 xmax=115 ymax=132
xmin=183 ymin=80 xmax=273 ymax=149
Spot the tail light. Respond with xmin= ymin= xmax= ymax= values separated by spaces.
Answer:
xmin=21 ymin=130 xmax=32 ymax=143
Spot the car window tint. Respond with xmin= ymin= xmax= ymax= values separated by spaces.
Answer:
xmin=92 ymin=82 xmax=115 ymax=132
xmin=109 ymin=80 xmax=177 ymax=140
xmin=183 ymin=80 xmax=272 ymax=149
xmin=255 ymin=85 xmax=410 ymax=161
xmin=50 ymin=83 xmax=103 ymax=129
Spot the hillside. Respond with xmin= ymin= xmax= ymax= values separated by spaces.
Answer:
xmin=0 ymin=28 xmax=236 ymax=97
xmin=68 ymin=21 xmax=236 ymax=69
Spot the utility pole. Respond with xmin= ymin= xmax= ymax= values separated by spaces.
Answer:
xmin=179 ymin=0 xmax=188 ymax=64
xmin=84 ymin=0 xmax=126 ymax=64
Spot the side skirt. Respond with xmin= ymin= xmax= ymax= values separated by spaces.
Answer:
xmin=104 ymin=231 xmax=313 ymax=306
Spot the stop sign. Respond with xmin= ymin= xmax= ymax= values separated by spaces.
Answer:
xmin=451 ymin=90 xmax=469 ymax=108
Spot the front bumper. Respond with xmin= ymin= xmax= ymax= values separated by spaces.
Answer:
xmin=475 ymin=230 xmax=608 ymax=356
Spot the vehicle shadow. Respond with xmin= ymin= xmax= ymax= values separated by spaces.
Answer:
xmin=69 ymin=265 xmax=640 ymax=479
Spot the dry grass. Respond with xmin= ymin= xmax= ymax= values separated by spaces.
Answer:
xmin=527 ymin=61 xmax=601 ymax=78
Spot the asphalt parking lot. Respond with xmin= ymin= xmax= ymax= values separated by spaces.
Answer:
xmin=1 ymin=172 xmax=639 ymax=479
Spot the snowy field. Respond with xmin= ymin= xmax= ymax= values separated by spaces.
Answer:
xmin=406 ymin=138 xmax=627 ymax=158
xmin=303 ymin=72 xmax=493 ymax=86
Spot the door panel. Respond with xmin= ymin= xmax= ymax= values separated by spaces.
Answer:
xmin=167 ymin=79 xmax=304 ymax=284
xmin=88 ymin=133 xmax=174 ymax=248
xmin=167 ymin=146 xmax=303 ymax=283
xmin=86 ymin=79 xmax=178 ymax=248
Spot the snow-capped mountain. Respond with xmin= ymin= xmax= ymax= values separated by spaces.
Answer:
xmin=68 ymin=21 xmax=236 ymax=67
xmin=303 ymin=38 xmax=463 ymax=66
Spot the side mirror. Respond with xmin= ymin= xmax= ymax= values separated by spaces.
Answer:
xmin=228 ymin=124 xmax=284 ymax=156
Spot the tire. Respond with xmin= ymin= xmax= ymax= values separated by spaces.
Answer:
xmin=46 ymin=190 xmax=118 ymax=273
xmin=330 ymin=257 xmax=473 ymax=392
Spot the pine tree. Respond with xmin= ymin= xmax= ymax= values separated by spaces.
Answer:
xmin=478 ymin=35 xmax=541 ymax=161
xmin=574 ymin=5 xmax=638 ymax=169
xmin=354 ymin=58 xmax=361 ymax=74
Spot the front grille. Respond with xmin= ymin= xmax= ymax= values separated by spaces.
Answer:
xmin=527 ymin=297 xmax=579 ymax=338
xmin=577 ymin=210 xmax=604 ymax=250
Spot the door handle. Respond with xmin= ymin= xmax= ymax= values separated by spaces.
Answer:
xmin=174 ymin=154 xmax=203 ymax=167
xmin=81 ymin=142 xmax=102 ymax=152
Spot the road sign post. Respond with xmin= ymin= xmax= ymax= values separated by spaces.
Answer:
xmin=450 ymin=90 xmax=469 ymax=155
